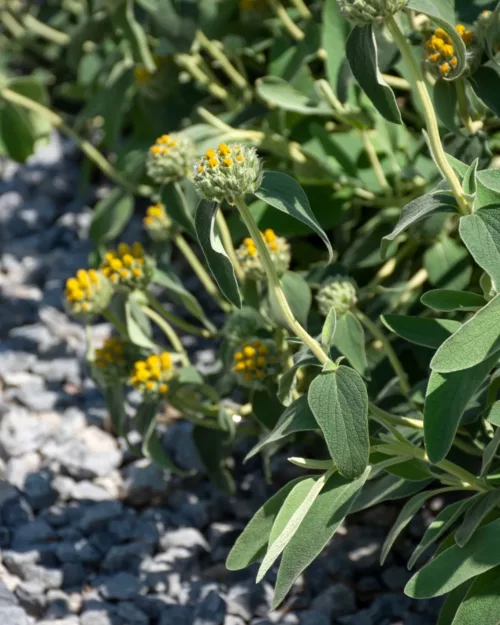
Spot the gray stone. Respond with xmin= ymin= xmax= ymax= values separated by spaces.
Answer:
xmin=347 ymin=542 xmax=380 ymax=571
xmin=102 ymin=542 xmax=153 ymax=573
xmin=224 ymin=617 xmax=246 ymax=625
xmin=24 ymin=471 xmax=57 ymax=511
xmin=225 ymin=584 xmax=255 ymax=621
xmin=3 ymin=551 xmax=63 ymax=590
xmin=99 ymin=572 xmax=140 ymax=601
xmin=115 ymin=602 xmax=149 ymax=625
xmin=79 ymin=501 xmax=123 ymax=533
xmin=14 ymin=581 xmax=45 ymax=616
xmin=193 ymin=590 xmax=226 ymax=625
xmin=162 ymin=422 xmax=203 ymax=472
xmin=70 ymin=481 xmax=109 ymax=502
xmin=121 ymin=459 xmax=166 ymax=506
xmin=0 ymin=480 xmax=19 ymax=509
xmin=159 ymin=527 xmax=209 ymax=553
xmin=381 ymin=565 xmax=410 ymax=591
xmin=298 ymin=611 xmax=330 ymax=625
xmin=38 ymin=619 xmax=80 ymax=625
xmin=0 ymin=606 xmax=29 ymax=625
xmin=1 ymin=495 xmax=33 ymax=528
xmin=81 ymin=608 xmax=119 ymax=625
xmin=52 ymin=476 xmax=76 ymax=501
xmin=0 ymin=580 xmax=18 ymax=606
xmin=0 ymin=408 xmax=60 ymax=457
xmin=44 ymin=589 xmax=71 ymax=619
xmin=311 ymin=583 xmax=356 ymax=618
xmin=31 ymin=358 xmax=80 ymax=384
xmin=46 ymin=426 xmax=122 ymax=479
xmin=5 ymin=452 xmax=41 ymax=489
xmin=0 ymin=350 xmax=36 ymax=377
xmin=158 ymin=605 xmax=194 ymax=625
xmin=62 ymin=562 xmax=86 ymax=589
xmin=12 ymin=387 xmax=60 ymax=412
xmin=12 ymin=518 xmax=57 ymax=549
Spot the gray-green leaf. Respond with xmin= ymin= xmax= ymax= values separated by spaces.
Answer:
xmin=382 ymin=315 xmax=461 ymax=349
xmin=460 ymin=206 xmax=500 ymax=292
xmin=333 ymin=311 xmax=368 ymax=375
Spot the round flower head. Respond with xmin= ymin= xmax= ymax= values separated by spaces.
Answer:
xmin=316 ymin=276 xmax=357 ymax=317
xmin=425 ymin=25 xmax=474 ymax=79
xmin=144 ymin=202 xmax=172 ymax=241
xmin=146 ymin=133 xmax=195 ymax=185
xmin=337 ymin=0 xmax=407 ymax=25
xmin=192 ymin=144 xmax=263 ymax=205
xmin=130 ymin=352 xmax=175 ymax=402
xmin=100 ymin=242 xmax=155 ymax=291
xmin=64 ymin=269 xmax=112 ymax=320
xmin=232 ymin=338 xmax=282 ymax=389
xmin=93 ymin=336 xmax=140 ymax=386
xmin=236 ymin=229 xmax=291 ymax=281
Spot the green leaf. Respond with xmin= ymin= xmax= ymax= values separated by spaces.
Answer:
xmin=437 ymin=582 xmax=475 ymax=625
xmin=89 ymin=188 xmax=134 ymax=246
xmin=381 ymin=487 xmax=457 ymax=566
xmin=272 ymin=468 xmax=370 ymax=608
xmin=226 ymin=477 xmax=307 ymax=571
xmin=405 ymin=518 xmax=500 ymax=599
xmin=423 ymin=236 xmax=471 ymax=291
xmin=433 ymin=80 xmax=458 ymax=132
xmin=487 ymin=401 xmax=500 ymax=427
xmin=409 ymin=498 xmax=475 ymax=570
xmin=251 ymin=388 xmax=285 ymax=430
xmin=382 ymin=315 xmax=461 ymax=349
xmin=268 ymin=271 xmax=311 ymax=330
xmin=153 ymin=268 xmax=208 ymax=327
xmin=160 ymin=182 xmax=196 ymax=237
xmin=308 ymin=366 xmax=369 ymax=478
xmin=321 ymin=307 xmax=337 ymax=348
xmin=345 ymin=25 xmax=401 ymax=124
xmin=460 ymin=206 xmax=500 ymax=292
xmin=470 ymin=64 xmax=500 ymax=118
xmin=452 ymin=567 xmax=500 ymax=625
xmin=195 ymin=200 xmax=241 ymax=308
xmin=476 ymin=170 xmax=500 ymax=209
xmin=421 ymin=289 xmax=487 ymax=312
xmin=481 ymin=428 xmax=500 ymax=477
xmin=431 ymin=294 xmax=500 ymax=373
xmin=0 ymin=103 xmax=35 ymax=163
xmin=424 ymin=354 xmax=498 ymax=463
xmin=462 ymin=158 xmax=479 ymax=197
xmin=406 ymin=0 xmax=467 ymax=78
xmin=125 ymin=297 xmax=156 ymax=349
xmin=352 ymin=474 xmax=433 ymax=513
xmin=278 ymin=354 xmax=319 ymax=406
xmin=381 ymin=192 xmax=456 ymax=259
xmin=257 ymin=474 xmax=327 ymax=582
xmin=192 ymin=426 xmax=235 ymax=494
xmin=255 ymin=172 xmax=333 ymax=262
xmin=255 ymin=76 xmax=333 ymax=116
xmin=7 ymin=76 xmax=52 ymax=143
xmin=322 ymin=0 xmax=349 ymax=95
xmin=333 ymin=311 xmax=368 ymax=375
xmin=104 ymin=384 xmax=127 ymax=437
xmin=456 ymin=491 xmax=500 ymax=547
xmin=245 ymin=395 xmax=318 ymax=461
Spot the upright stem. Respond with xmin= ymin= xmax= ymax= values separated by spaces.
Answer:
xmin=268 ymin=0 xmax=305 ymax=41
xmin=455 ymin=79 xmax=475 ymax=135
xmin=102 ymin=309 xmax=129 ymax=338
xmin=386 ymin=16 xmax=470 ymax=216
xmin=216 ymin=208 xmax=245 ymax=281
xmin=146 ymin=292 xmax=213 ymax=338
xmin=173 ymin=232 xmax=231 ymax=312
xmin=174 ymin=53 xmax=235 ymax=105
xmin=234 ymin=197 xmax=329 ymax=366
xmin=356 ymin=308 xmax=411 ymax=396
xmin=196 ymin=31 xmax=249 ymax=92
xmin=289 ymin=0 xmax=312 ymax=19
xmin=142 ymin=306 xmax=190 ymax=366
xmin=0 ymin=87 xmax=151 ymax=197
xmin=360 ymin=129 xmax=390 ymax=193
xmin=22 ymin=13 xmax=70 ymax=45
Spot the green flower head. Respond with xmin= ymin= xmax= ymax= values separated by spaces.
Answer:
xmin=93 ymin=336 xmax=141 ymax=386
xmin=316 ymin=276 xmax=357 ymax=317
xmin=146 ymin=132 xmax=195 ymax=184
xmin=337 ymin=0 xmax=407 ymax=25
xmin=232 ymin=338 xmax=282 ymax=389
xmin=64 ymin=269 xmax=112 ymax=321
xmin=236 ymin=229 xmax=291 ymax=281
xmin=192 ymin=143 xmax=263 ymax=205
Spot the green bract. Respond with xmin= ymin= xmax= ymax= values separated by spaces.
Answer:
xmin=146 ymin=132 xmax=195 ymax=184
xmin=316 ymin=276 xmax=357 ymax=317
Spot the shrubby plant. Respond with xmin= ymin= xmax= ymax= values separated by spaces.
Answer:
xmin=3 ymin=0 xmax=500 ymax=621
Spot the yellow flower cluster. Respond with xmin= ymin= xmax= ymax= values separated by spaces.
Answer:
xmin=130 ymin=352 xmax=173 ymax=399
xmin=95 ymin=337 xmax=127 ymax=369
xmin=143 ymin=202 xmax=171 ymax=241
xmin=199 ymin=143 xmax=245 ymax=174
xmin=236 ymin=229 xmax=291 ymax=281
xmin=64 ymin=269 xmax=111 ymax=318
xmin=425 ymin=25 xmax=473 ymax=77
xmin=149 ymin=134 xmax=177 ymax=158
xmin=233 ymin=339 xmax=280 ymax=387
xmin=94 ymin=336 xmax=137 ymax=384
xmin=100 ymin=242 xmax=154 ymax=290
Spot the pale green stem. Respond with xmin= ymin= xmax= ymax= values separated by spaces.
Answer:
xmin=22 ymin=13 xmax=70 ymax=45
xmin=0 ymin=87 xmax=152 ymax=197
xmin=381 ymin=73 xmax=411 ymax=91
xmin=174 ymin=53 xmax=234 ymax=105
xmin=455 ymin=79 xmax=475 ymax=135
xmin=360 ymin=129 xmax=390 ymax=193
xmin=386 ymin=16 xmax=470 ymax=216
xmin=234 ymin=197 xmax=329 ymax=366
xmin=142 ymin=306 xmax=190 ymax=366
xmin=216 ymin=208 xmax=245 ymax=282
xmin=369 ymin=403 xmax=423 ymax=430
xmin=196 ymin=31 xmax=249 ymax=91
xmin=1 ymin=10 xmax=24 ymax=38
xmin=85 ymin=324 xmax=94 ymax=361
xmin=173 ymin=231 xmax=231 ymax=312
xmin=289 ymin=0 xmax=312 ymax=18
xmin=146 ymin=292 xmax=213 ymax=338
xmin=102 ymin=309 xmax=129 ymax=338
xmin=356 ymin=308 xmax=411 ymax=396
xmin=268 ymin=0 xmax=305 ymax=41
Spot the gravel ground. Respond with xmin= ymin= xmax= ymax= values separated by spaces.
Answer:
xmin=0 ymin=134 xmax=443 ymax=625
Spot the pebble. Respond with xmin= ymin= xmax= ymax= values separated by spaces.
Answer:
xmin=99 ymin=572 xmax=141 ymax=601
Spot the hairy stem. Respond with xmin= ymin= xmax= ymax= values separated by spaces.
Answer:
xmin=289 ymin=0 xmax=312 ymax=18
xmin=22 ymin=13 xmax=70 ymax=45
xmin=234 ymin=197 xmax=329 ymax=365
xmin=142 ymin=306 xmax=190 ymax=366
xmin=146 ymin=292 xmax=213 ymax=338
xmin=216 ymin=208 xmax=245 ymax=281
xmin=387 ymin=16 xmax=470 ymax=216
xmin=455 ymin=79 xmax=475 ymax=135
xmin=360 ymin=129 xmax=390 ymax=193
xmin=196 ymin=31 xmax=249 ymax=92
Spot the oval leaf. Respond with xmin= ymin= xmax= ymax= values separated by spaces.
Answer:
xmin=382 ymin=315 xmax=461 ymax=349
xmin=89 ymin=187 xmax=134 ymax=246
xmin=308 ymin=365 xmax=369 ymax=478
xmin=460 ymin=206 xmax=500 ymax=292
xmin=452 ymin=568 xmax=500 ymax=625
xmin=333 ymin=311 xmax=367 ymax=375
xmin=421 ymin=289 xmax=487 ymax=312
xmin=255 ymin=171 xmax=333 ymax=262
xmin=321 ymin=307 xmax=337 ymax=348
xmin=256 ymin=76 xmax=333 ymax=116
